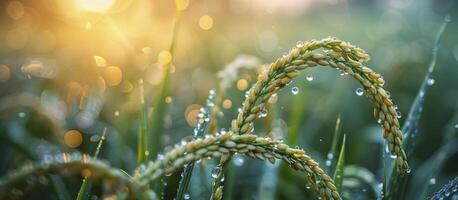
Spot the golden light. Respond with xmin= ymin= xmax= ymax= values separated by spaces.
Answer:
xmin=236 ymin=79 xmax=248 ymax=91
xmin=0 ymin=65 xmax=11 ymax=82
xmin=96 ymin=76 xmax=106 ymax=91
xmin=114 ymin=111 xmax=120 ymax=117
xmin=102 ymin=66 xmax=122 ymax=86
xmin=6 ymin=1 xmax=24 ymax=20
xmin=6 ymin=28 xmax=28 ymax=50
xmin=199 ymin=15 xmax=213 ymax=30
xmin=184 ymin=104 xmax=202 ymax=127
xmin=222 ymin=99 xmax=232 ymax=109
xmin=120 ymin=80 xmax=133 ymax=93
xmin=158 ymin=50 xmax=172 ymax=65
xmin=94 ymin=56 xmax=107 ymax=67
xmin=78 ymin=0 xmax=115 ymax=13
xmin=64 ymin=130 xmax=83 ymax=148
xmin=175 ymin=0 xmax=189 ymax=11
xmin=165 ymin=96 xmax=173 ymax=104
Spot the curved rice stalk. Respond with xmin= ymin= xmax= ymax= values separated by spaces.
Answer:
xmin=0 ymin=155 xmax=144 ymax=199
xmin=136 ymin=132 xmax=341 ymax=200
xmin=207 ymin=55 xmax=262 ymax=135
xmin=212 ymin=37 xmax=409 ymax=199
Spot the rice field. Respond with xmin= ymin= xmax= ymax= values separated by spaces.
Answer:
xmin=0 ymin=0 xmax=457 ymax=199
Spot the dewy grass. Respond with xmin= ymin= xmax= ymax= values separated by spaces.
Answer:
xmin=0 ymin=38 xmax=415 ymax=200
xmin=332 ymin=134 xmax=346 ymax=194
xmin=385 ymin=15 xmax=450 ymax=200
xmin=137 ymin=79 xmax=148 ymax=165
xmin=147 ymin=1 xmax=183 ymax=160
xmin=211 ymin=37 xmax=410 ymax=199
xmin=175 ymin=90 xmax=215 ymax=200
xmin=77 ymin=127 xmax=107 ymax=200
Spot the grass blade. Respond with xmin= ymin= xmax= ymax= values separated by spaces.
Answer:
xmin=148 ymin=5 xmax=183 ymax=160
xmin=385 ymin=16 xmax=450 ymax=199
xmin=137 ymin=79 xmax=148 ymax=165
xmin=327 ymin=114 xmax=342 ymax=173
xmin=76 ymin=127 xmax=107 ymax=200
xmin=175 ymin=90 xmax=215 ymax=200
xmin=333 ymin=134 xmax=346 ymax=194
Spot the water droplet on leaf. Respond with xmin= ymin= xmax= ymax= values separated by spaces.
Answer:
xmin=292 ymin=87 xmax=299 ymax=95
xmin=355 ymin=88 xmax=364 ymax=96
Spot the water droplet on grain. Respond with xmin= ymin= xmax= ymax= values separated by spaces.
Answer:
xmin=260 ymin=108 xmax=268 ymax=118
xmin=306 ymin=74 xmax=313 ymax=82
xmin=355 ymin=88 xmax=364 ymax=96
xmin=211 ymin=167 xmax=220 ymax=178
xmin=232 ymin=155 xmax=245 ymax=166
xmin=429 ymin=178 xmax=436 ymax=185
xmin=397 ymin=111 xmax=402 ymax=119
xmin=427 ymin=77 xmax=435 ymax=86
xmin=296 ymin=41 xmax=304 ymax=47
xmin=292 ymin=87 xmax=299 ymax=95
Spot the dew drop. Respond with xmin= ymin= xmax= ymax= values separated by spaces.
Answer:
xmin=455 ymin=124 xmax=458 ymax=129
xmin=355 ymin=88 xmax=364 ymax=96
xmin=325 ymin=160 xmax=331 ymax=166
xmin=306 ymin=74 xmax=314 ymax=82
xmin=427 ymin=77 xmax=435 ymax=86
xmin=18 ymin=112 xmax=26 ymax=118
xmin=260 ymin=108 xmax=268 ymax=118
xmin=429 ymin=178 xmax=436 ymax=185
xmin=327 ymin=153 xmax=333 ymax=160
xmin=211 ymin=167 xmax=220 ymax=178
xmin=184 ymin=193 xmax=190 ymax=199
xmin=291 ymin=87 xmax=299 ymax=95
xmin=296 ymin=41 xmax=304 ymax=47
xmin=396 ymin=111 xmax=402 ymax=119
xmin=232 ymin=155 xmax=245 ymax=167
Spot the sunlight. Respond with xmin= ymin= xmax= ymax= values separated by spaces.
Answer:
xmin=78 ymin=0 xmax=115 ymax=13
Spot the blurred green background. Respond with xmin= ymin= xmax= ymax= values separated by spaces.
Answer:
xmin=0 ymin=0 xmax=457 ymax=199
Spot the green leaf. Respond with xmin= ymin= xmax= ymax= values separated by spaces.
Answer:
xmin=176 ymin=90 xmax=215 ymax=200
xmin=76 ymin=128 xmax=107 ymax=200
xmin=137 ymin=79 xmax=148 ymax=165
xmin=385 ymin=16 xmax=450 ymax=200
xmin=333 ymin=134 xmax=346 ymax=193
xmin=327 ymin=114 xmax=342 ymax=173
xmin=148 ymin=9 xmax=182 ymax=161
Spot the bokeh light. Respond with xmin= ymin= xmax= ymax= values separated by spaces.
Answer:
xmin=78 ymin=0 xmax=115 ymax=13
xmin=236 ymin=79 xmax=248 ymax=91
xmin=102 ymin=66 xmax=123 ymax=86
xmin=6 ymin=1 xmax=24 ymax=20
xmin=184 ymin=104 xmax=202 ymax=127
xmin=64 ymin=130 xmax=83 ymax=148
xmin=0 ymin=65 xmax=11 ymax=83
xmin=199 ymin=15 xmax=213 ymax=30
xmin=222 ymin=99 xmax=232 ymax=109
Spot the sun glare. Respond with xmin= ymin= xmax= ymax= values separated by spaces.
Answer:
xmin=79 ymin=0 xmax=115 ymax=13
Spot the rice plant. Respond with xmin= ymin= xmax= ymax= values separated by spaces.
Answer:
xmin=0 ymin=1 xmax=456 ymax=200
